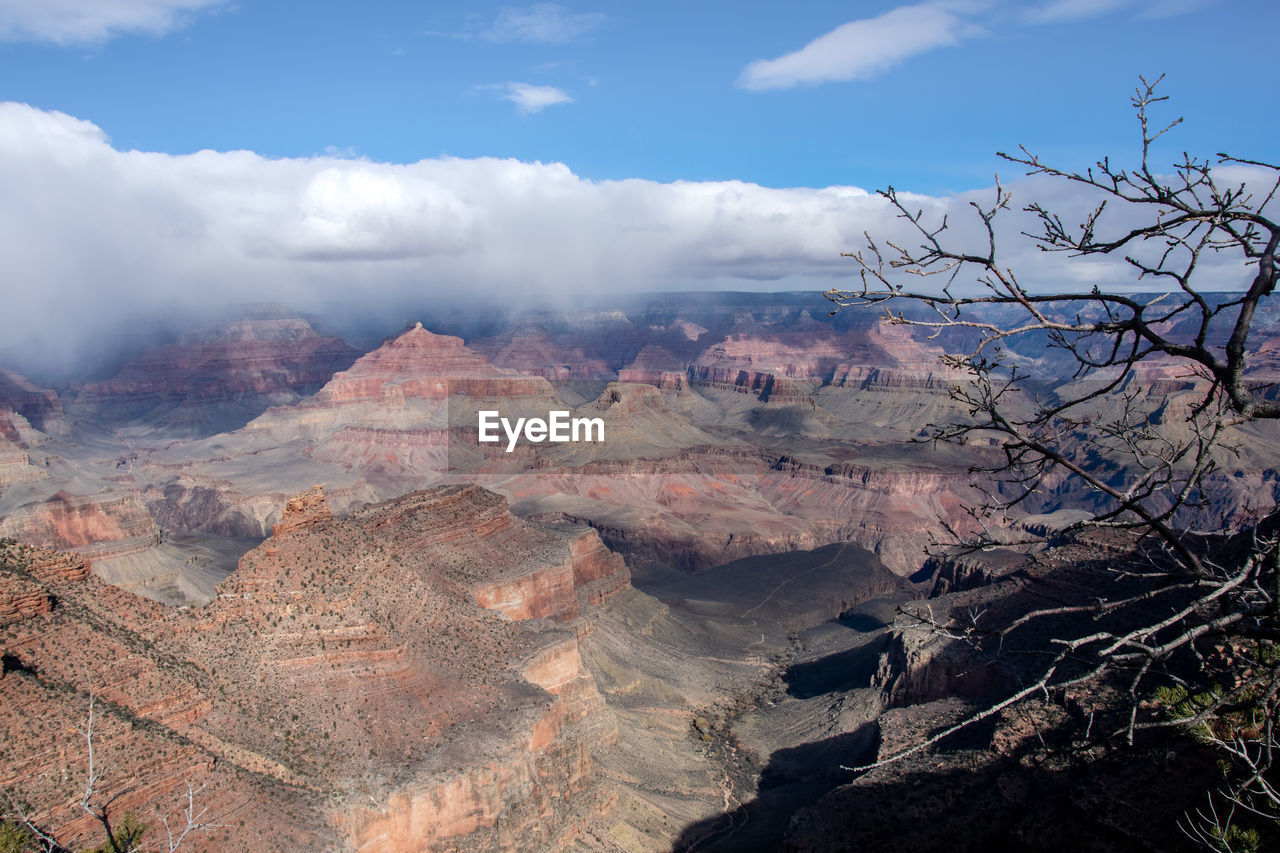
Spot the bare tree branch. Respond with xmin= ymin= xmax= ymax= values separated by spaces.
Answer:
xmin=827 ymin=76 xmax=1280 ymax=847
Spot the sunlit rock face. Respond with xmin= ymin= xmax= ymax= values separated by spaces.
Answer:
xmin=0 ymin=485 xmax=628 ymax=851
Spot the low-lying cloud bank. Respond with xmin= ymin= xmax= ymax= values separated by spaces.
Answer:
xmin=0 ymin=102 xmax=1257 ymax=377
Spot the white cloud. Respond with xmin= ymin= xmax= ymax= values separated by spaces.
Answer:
xmin=738 ymin=3 xmax=980 ymax=91
xmin=1135 ymin=0 xmax=1215 ymax=19
xmin=0 ymin=0 xmax=228 ymax=45
xmin=0 ymin=102 xmax=1257 ymax=376
xmin=482 ymin=3 xmax=604 ymax=44
xmin=290 ymin=166 xmax=477 ymax=259
xmin=494 ymin=82 xmax=574 ymax=113
xmin=1026 ymin=0 xmax=1212 ymax=22
xmin=1026 ymin=0 xmax=1132 ymax=22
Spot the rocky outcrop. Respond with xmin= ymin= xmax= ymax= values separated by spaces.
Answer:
xmin=0 ymin=543 xmax=90 ymax=626
xmin=20 ymin=544 xmax=92 ymax=582
xmin=0 ymin=418 xmax=48 ymax=486
xmin=683 ymin=316 xmax=968 ymax=406
xmin=920 ymin=552 xmax=1014 ymax=596
xmin=682 ymin=318 xmax=957 ymax=403
xmin=277 ymin=485 xmax=623 ymax=851
xmin=0 ymin=573 xmax=50 ymax=626
xmin=270 ymin=484 xmax=330 ymax=536
xmin=830 ymin=364 xmax=957 ymax=390
xmin=871 ymin=616 xmax=1001 ymax=707
xmin=474 ymin=528 xmax=629 ymax=624
xmin=690 ymin=328 xmax=847 ymax=383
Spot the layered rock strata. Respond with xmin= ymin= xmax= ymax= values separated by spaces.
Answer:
xmin=315 ymin=322 xmax=552 ymax=404
xmin=0 ymin=490 xmax=160 ymax=560
xmin=0 ymin=369 xmax=68 ymax=435
xmin=0 ymin=484 xmax=629 ymax=851
xmin=64 ymin=315 xmax=359 ymax=431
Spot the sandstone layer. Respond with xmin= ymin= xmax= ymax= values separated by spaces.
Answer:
xmin=0 ymin=484 xmax=629 ymax=852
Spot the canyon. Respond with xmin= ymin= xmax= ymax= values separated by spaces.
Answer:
xmin=1 ymin=484 xmax=629 ymax=851
xmin=0 ymin=291 xmax=1276 ymax=850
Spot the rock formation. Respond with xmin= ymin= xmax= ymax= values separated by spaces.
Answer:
xmin=617 ymin=344 xmax=688 ymax=391
xmin=64 ymin=313 xmax=359 ymax=435
xmin=125 ymin=312 xmax=1004 ymax=579
xmin=0 ymin=411 xmax=50 ymax=487
xmin=270 ymin=484 xmax=331 ymax=536
xmin=0 ymin=369 xmax=68 ymax=435
xmin=0 ymin=490 xmax=159 ymax=560
xmin=315 ymin=322 xmax=552 ymax=404
xmin=5 ymin=291 xmax=1275 ymax=604
xmin=470 ymin=325 xmax=611 ymax=381
xmin=0 ymin=484 xmax=629 ymax=851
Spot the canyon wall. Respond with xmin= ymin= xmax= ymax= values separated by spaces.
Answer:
xmin=0 ymin=485 xmax=631 ymax=852
xmin=64 ymin=314 xmax=360 ymax=432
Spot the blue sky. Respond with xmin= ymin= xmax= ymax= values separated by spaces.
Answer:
xmin=0 ymin=1 xmax=1276 ymax=371
xmin=3 ymin=0 xmax=1272 ymax=192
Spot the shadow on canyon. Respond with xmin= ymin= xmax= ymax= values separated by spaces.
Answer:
xmin=672 ymin=726 xmax=879 ymax=853
xmin=783 ymin=632 xmax=889 ymax=700
xmin=670 ymin=709 xmax=1232 ymax=853
xmin=667 ymin=574 xmax=1245 ymax=853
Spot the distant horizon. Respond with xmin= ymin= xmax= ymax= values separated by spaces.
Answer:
xmin=4 ymin=284 xmax=1266 ymax=388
